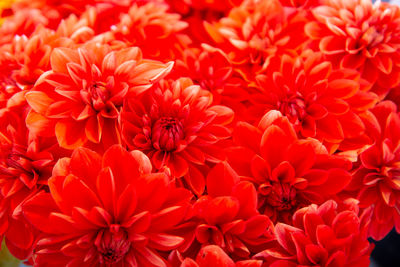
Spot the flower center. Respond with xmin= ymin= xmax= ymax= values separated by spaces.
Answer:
xmin=152 ymin=117 xmax=184 ymax=151
xmin=96 ymin=225 xmax=130 ymax=265
xmin=278 ymin=95 xmax=306 ymax=123
xmin=265 ymin=182 xmax=297 ymax=211
xmin=89 ymin=81 xmax=110 ymax=111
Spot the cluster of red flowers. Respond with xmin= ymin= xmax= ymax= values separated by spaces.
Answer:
xmin=0 ymin=0 xmax=399 ymax=266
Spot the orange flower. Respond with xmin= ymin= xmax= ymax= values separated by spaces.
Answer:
xmin=305 ymin=0 xmax=400 ymax=90
xmin=120 ymin=78 xmax=234 ymax=195
xmin=22 ymin=145 xmax=192 ymax=266
xmin=26 ymin=44 xmax=173 ymax=150
xmin=345 ymin=100 xmax=400 ymax=240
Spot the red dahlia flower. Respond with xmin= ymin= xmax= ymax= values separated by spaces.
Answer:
xmin=164 ymin=0 xmax=244 ymax=44
xmin=26 ymin=44 xmax=173 ymax=150
xmin=229 ymin=111 xmax=352 ymax=223
xmin=279 ymin=0 xmax=319 ymax=8
xmin=305 ymin=0 xmax=400 ymax=90
xmin=176 ymin=163 xmax=274 ymax=260
xmin=173 ymin=45 xmax=248 ymax=120
xmin=345 ymin=100 xmax=400 ymax=240
xmin=120 ymin=78 xmax=234 ymax=195
xmin=0 ymin=9 xmax=98 ymax=91
xmin=110 ymin=2 xmax=190 ymax=61
xmin=256 ymin=199 xmax=373 ymax=267
xmin=251 ymin=51 xmax=377 ymax=152
xmin=171 ymin=245 xmax=262 ymax=267
xmin=14 ymin=0 xmax=133 ymax=29
xmin=205 ymin=0 xmax=306 ymax=81
xmin=22 ymin=145 xmax=192 ymax=266
xmin=0 ymin=8 xmax=48 ymax=45
xmin=0 ymin=106 xmax=62 ymax=259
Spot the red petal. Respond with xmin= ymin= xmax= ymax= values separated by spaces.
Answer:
xmin=25 ymin=91 xmax=53 ymax=114
xmin=195 ymin=245 xmax=235 ymax=267
xmin=274 ymin=223 xmax=300 ymax=255
xmin=136 ymin=173 xmax=169 ymax=213
xmin=22 ymin=191 xmax=58 ymax=233
xmin=70 ymin=147 xmax=102 ymax=190
xmin=287 ymin=141 xmax=316 ymax=177
xmin=260 ymin=125 xmax=292 ymax=170
xmin=116 ymin=184 xmax=137 ymax=223
xmin=96 ymin=167 xmax=116 ymax=216
xmin=50 ymin=47 xmax=79 ymax=74
xmin=184 ymin=164 xmax=206 ymax=196
xmin=208 ymin=105 xmax=234 ymax=125
xmin=148 ymin=233 xmax=184 ymax=250
xmin=168 ymin=153 xmax=189 ymax=178
xmin=55 ymin=120 xmax=87 ymax=149
xmin=319 ymin=36 xmax=345 ymax=55
xmin=205 ymin=196 xmax=240 ymax=225
xmin=207 ymin=162 xmax=239 ymax=197
xmin=232 ymin=181 xmax=258 ymax=218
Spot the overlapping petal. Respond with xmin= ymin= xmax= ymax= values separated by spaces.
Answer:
xmin=26 ymin=44 xmax=173 ymax=150
xmin=22 ymin=144 xmax=192 ymax=266
xmin=121 ymin=77 xmax=234 ymax=195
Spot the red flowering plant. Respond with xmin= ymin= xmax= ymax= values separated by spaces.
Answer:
xmin=0 ymin=0 xmax=400 ymax=266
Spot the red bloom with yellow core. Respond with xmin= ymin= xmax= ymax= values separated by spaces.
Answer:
xmin=22 ymin=145 xmax=192 ymax=266
xmin=121 ymin=78 xmax=234 ymax=195
xmin=256 ymin=199 xmax=374 ymax=267
xmin=26 ymin=44 xmax=173 ymax=150
xmin=305 ymin=0 xmax=400 ymax=89
xmin=229 ymin=111 xmax=352 ymax=223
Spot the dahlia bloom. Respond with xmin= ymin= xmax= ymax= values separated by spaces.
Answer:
xmin=175 ymin=162 xmax=274 ymax=260
xmin=205 ymin=0 xmax=306 ymax=81
xmin=229 ymin=111 xmax=352 ymax=223
xmin=305 ymin=0 xmax=400 ymax=90
xmin=110 ymin=2 xmax=190 ymax=61
xmin=279 ymin=0 xmax=319 ymax=8
xmin=345 ymin=100 xmax=400 ymax=240
xmin=22 ymin=145 xmax=192 ymax=266
xmin=0 ymin=8 xmax=48 ymax=45
xmin=120 ymin=78 xmax=234 ymax=195
xmin=13 ymin=0 xmax=134 ymax=29
xmin=26 ymin=44 xmax=173 ymax=150
xmin=0 ymin=106 xmax=62 ymax=259
xmin=171 ymin=245 xmax=262 ymax=267
xmin=256 ymin=199 xmax=374 ymax=267
xmin=173 ymin=45 xmax=248 ymax=120
xmin=251 ymin=50 xmax=377 ymax=152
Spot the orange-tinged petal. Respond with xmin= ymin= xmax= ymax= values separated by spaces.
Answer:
xmin=51 ymin=47 xmax=79 ymax=74
xmin=55 ymin=120 xmax=87 ymax=149
xmin=25 ymin=91 xmax=53 ymax=114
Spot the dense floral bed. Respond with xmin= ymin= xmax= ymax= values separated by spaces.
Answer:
xmin=0 ymin=0 xmax=399 ymax=266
